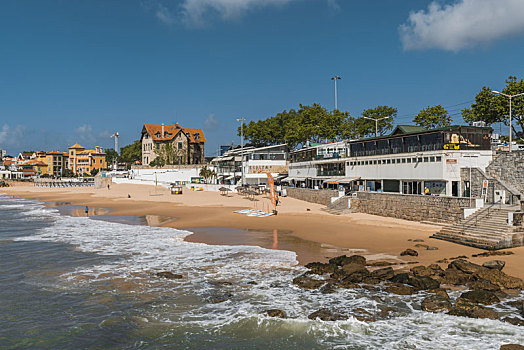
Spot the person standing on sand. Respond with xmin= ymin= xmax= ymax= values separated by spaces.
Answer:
xmin=85 ymin=206 xmax=89 ymax=216
xmin=107 ymin=184 xmax=110 ymax=190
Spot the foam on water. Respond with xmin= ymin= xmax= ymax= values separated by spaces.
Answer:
xmin=6 ymin=198 xmax=524 ymax=349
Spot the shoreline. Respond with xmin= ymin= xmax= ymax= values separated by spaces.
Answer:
xmin=2 ymin=183 xmax=524 ymax=279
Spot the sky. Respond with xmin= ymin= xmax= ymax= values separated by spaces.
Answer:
xmin=1 ymin=0 xmax=524 ymax=156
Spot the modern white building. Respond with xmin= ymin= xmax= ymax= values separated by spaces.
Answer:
xmin=212 ymin=144 xmax=289 ymax=186
xmin=286 ymin=125 xmax=494 ymax=197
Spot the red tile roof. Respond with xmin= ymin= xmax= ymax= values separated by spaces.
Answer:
xmin=143 ymin=123 xmax=206 ymax=143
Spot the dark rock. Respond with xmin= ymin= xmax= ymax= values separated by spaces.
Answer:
xmin=449 ymin=299 xmax=499 ymax=319
xmin=428 ymin=288 xmax=450 ymax=299
xmin=467 ymin=279 xmax=501 ymax=292
xmin=208 ymin=292 xmax=233 ymax=303
xmin=500 ymin=345 xmax=524 ymax=350
xmin=308 ymin=308 xmax=347 ymax=321
xmin=385 ymin=283 xmax=416 ymax=295
xmin=411 ymin=265 xmax=443 ymax=278
xmin=350 ymin=308 xmax=376 ymax=322
xmin=342 ymin=263 xmax=368 ymax=275
xmin=475 ymin=269 xmax=524 ymax=289
xmin=292 ymin=276 xmax=325 ymax=290
xmin=406 ymin=276 xmax=440 ymax=290
xmin=400 ymin=249 xmax=418 ymax=257
xmin=458 ymin=290 xmax=500 ymax=305
xmin=378 ymin=306 xmax=396 ymax=318
xmin=482 ymin=260 xmax=506 ymax=271
xmin=156 ymin=271 xmax=183 ymax=279
xmin=305 ymin=262 xmax=338 ymax=275
xmin=389 ymin=273 xmax=411 ymax=284
xmin=332 ymin=264 xmax=369 ymax=281
xmin=472 ymin=251 xmax=514 ymax=257
xmin=341 ymin=269 xmax=371 ymax=284
xmin=329 ymin=254 xmax=366 ymax=266
xmin=361 ymin=277 xmax=382 ymax=285
xmin=370 ymin=267 xmax=395 ymax=281
xmin=426 ymin=246 xmax=439 ymax=251
xmin=266 ymin=309 xmax=286 ymax=318
xmin=448 ymin=259 xmax=485 ymax=274
xmin=247 ymin=281 xmax=258 ymax=285
xmin=421 ymin=295 xmax=452 ymax=313
xmin=450 ymin=255 xmax=469 ymax=260
xmin=436 ymin=259 xmax=449 ymax=263
xmin=502 ymin=317 xmax=524 ymax=326
xmin=439 ymin=269 xmax=476 ymax=285
xmin=413 ymin=239 xmax=425 ymax=242
xmin=337 ymin=280 xmax=360 ymax=289
xmin=414 ymin=244 xmax=429 ymax=249
xmin=319 ymin=283 xmax=337 ymax=294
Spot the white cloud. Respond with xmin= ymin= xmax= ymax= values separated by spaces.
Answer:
xmin=156 ymin=3 xmax=176 ymax=24
xmin=180 ymin=0 xmax=294 ymax=26
xmin=204 ymin=113 xmax=219 ymax=130
xmin=399 ymin=0 xmax=524 ymax=51
xmin=0 ymin=124 xmax=26 ymax=146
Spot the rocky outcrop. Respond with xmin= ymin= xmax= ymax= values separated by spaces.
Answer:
xmin=308 ymin=308 xmax=347 ymax=321
xmin=156 ymin=271 xmax=183 ymax=279
xmin=305 ymin=262 xmax=338 ymax=275
xmin=400 ymin=249 xmax=418 ymax=257
xmin=458 ymin=290 xmax=500 ymax=305
xmin=421 ymin=295 xmax=452 ymax=313
xmin=329 ymin=255 xmax=366 ymax=266
xmin=292 ymin=275 xmax=325 ymax=290
xmin=483 ymin=260 xmax=506 ymax=271
xmin=266 ymin=309 xmax=286 ymax=318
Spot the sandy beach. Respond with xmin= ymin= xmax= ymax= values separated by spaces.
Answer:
xmin=3 ymin=182 xmax=524 ymax=279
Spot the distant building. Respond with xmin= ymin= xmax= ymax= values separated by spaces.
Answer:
xmin=212 ymin=144 xmax=289 ymax=186
xmin=17 ymin=159 xmax=48 ymax=178
xmin=36 ymin=151 xmax=68 ymax=177
xmin=141 ymin=123 xmax=206 ymax=166
xmin=0 ymin=149 xmax=6 ymax=159
xmin=17 ymin=152 xmax=36 ymax=161
xmin=68 ymin=144 xmax=107 ymax=175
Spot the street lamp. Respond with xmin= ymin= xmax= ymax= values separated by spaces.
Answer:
xmin=237 ymin=117 xmax=246 ymax=185
xmin=331 ymin=75 xmax=341 ymax=110
xmin=363 ymin=116 xmax=390 ymax=137
xmin=492 ymin=90 xmax=524 ymax=152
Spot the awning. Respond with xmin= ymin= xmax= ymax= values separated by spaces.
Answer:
xmin=245 ymin=173 xmax=270 ymax=179
xmin=281 ymin=177 xmax=294 ymax=182
xmin=225 ymin=175 xmax=235 ymax=180
xmin=324 ymin=176 xmax=360 ymax=184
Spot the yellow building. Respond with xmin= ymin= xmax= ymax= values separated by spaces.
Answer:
xmin=18 ymin=159 xmax=48 ymax=177
xmin=35 ymin=151 xmax=68 ymax=177
xmin=68 ymin=144 xmax=107 ymax=175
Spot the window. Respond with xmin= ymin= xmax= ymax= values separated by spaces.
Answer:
xmin=373 ymin=160 xmax=377 ymax=164
xmin=420 ymin=133 xmax=443 ymax=151
xmin=430 ymin=156 xmax=435 ymax=162
xmin=390 ymin=138 xmax=403 ymax=154
xmin=436 ymin=156 xmax=442 ymax=162
xmin=418 ymin=157 xmax=423 ymax=163
xmin=364 ymin=142 xmax=376 ymax=156
xmin=178 ymin=142 xmax=183 ymax=150
xmin=376 ymin=140 xmax=389 ymax=155
xmin=404 ymin=136 xmax=419 ymax=153
xmin=386 ymin=159 xmax=391 ymax=164
xmin=423 ymin=157 xmax=429 ymax=162
xmin=347 ymin=162 xmax=350 ymax=166
xmin=407 ymin=158 xmax=411 ymax=163
xmin=402 ymin=158 xmax=406 ymax=163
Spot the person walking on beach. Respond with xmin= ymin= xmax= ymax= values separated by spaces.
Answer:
xmin=85 ymin=206 xmax=89 ymax=216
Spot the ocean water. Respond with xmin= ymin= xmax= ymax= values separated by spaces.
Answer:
xmin=0 ymin=195 xmax=523 ymax=349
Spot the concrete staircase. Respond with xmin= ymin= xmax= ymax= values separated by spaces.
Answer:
xmin=431 ymin=205 xmax=522 ymax=250
xmin=322 ymin=196 xmax=352 ymax=215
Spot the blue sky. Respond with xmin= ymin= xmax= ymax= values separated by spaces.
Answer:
xmin=1 ymin=0 xmax=523 ymax=156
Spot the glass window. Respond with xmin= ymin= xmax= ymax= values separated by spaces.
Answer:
xmin=423 ymin=157 xmax=429 ymax=162
xmin=436 ymin=156 xmax=442 ymax=162
xmin=364 ymin=141 xmax=376 ymax=156
xmin=376 ymin=140 xmax=389 ymax=155
xmin=407 ymin=158 xmax=411 ymax=163
xmin=418 ymin=157 xmax=423 ymax=163
xmin=402 ymin=158 xmax=406 ymax=163
xmin=373 ymin=160 xmax=377 ymax=164
xmin=386 ymin=159 xmax=391 ymax=164
xmin=404 ymin=136 xmax=419 ymax=153
xmin=430 ymin=156 xmax=435 ymax=162
xmin=420 ymin=133 xmax=442 ymax=151
xmin=350 ymin=143 xmax=365 ymax=157
xmin=390 ymin=138 xmax=403 ymax=154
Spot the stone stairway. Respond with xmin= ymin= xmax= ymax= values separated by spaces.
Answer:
xmin=431 ymin=206 xmax=522 ymax=250
xmin=321 ymin=196 xmax=353 ymax=215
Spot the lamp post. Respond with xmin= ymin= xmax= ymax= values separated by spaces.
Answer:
xmin=237 ymin=117 xmax=246 ymax=185
xmin=363 ymin=116 xmax=390 ymax=137
xmin=492 ymin=91 xmax=524 ymax=152
xmin=331 ymin=75 xmax=341 ymax=110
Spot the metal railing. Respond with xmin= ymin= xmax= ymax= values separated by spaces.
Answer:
xmin=461 ymin=202 xmax=501 ymax=233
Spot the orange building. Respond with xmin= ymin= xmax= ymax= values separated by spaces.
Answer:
xmin=68 ymin=144 xmax=107 ymax=175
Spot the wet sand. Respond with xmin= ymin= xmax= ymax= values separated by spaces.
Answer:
xmin=3 ymin=182 xmax=524 ymax=278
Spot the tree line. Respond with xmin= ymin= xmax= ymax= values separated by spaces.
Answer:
xmin=238 ymin=75 xmax=523 ymax=147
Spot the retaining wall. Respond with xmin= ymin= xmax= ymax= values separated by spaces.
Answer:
xmin=285 ymin=187 xmax=339 ymax=206
xmin=350 ymin=192 xmax=474 ymax=224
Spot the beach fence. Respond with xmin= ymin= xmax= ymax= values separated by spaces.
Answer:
xmin=34 ymin=179 xmax=95 ymax=188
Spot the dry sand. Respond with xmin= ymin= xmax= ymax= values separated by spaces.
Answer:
xmin=2 ymin=182 xmax=524 ymax=279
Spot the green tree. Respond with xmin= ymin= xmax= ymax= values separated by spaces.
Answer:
xmin=149 ymin=157 xmax=165 ymax=167
xmin=462 ymin=76 xmax=524 ymax=135
xmin=413 ymin=105 xmax=451 ymax=129
xmin=105 ymin=148 xmax=119 ymax=166
xmin=356 ymin=105 xmax=397 ymax=137
xmin=120 ymin=140 xmax=142 ymax=165
xmin=199 ymin=165 xmax=216 ymax=183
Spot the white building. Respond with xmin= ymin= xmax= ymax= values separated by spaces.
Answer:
xmin=286 ymin=125 xmax=494 ymax=197
xmin=212 ymin=144 xmax=289 ymax=186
